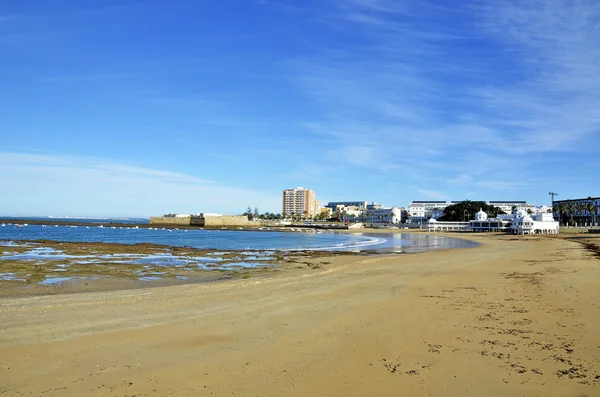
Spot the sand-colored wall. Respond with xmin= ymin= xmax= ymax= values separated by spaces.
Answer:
xmin=191 ymin=215 xmax=256 ymax=227
xmin=149 ymin=216 xmax=191 ymax=226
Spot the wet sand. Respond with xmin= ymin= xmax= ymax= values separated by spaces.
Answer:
xmin=0 ymin=240 xmax=358 ymax=298
xmin=0 ymin=233 xmax=599 ymax=396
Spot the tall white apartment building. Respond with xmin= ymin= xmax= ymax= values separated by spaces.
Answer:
xmin=282 ymin=187 xmax=318 ymax=218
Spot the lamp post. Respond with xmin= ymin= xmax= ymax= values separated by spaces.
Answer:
xmin=549 ymin=192 xmax=558 ymax=206
xmin=463 ymin=210 xmax=468 ymax=222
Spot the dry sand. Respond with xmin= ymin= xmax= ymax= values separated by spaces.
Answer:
xmin=1 ymin=233 xmax=599 ymax=396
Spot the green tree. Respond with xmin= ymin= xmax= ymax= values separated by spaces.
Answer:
xmin=438 ymin=201 xmax=503 ymax=222
xmin=576 ymin=203 xmax=587 ymax=225
xmin=568 ymin=202 xmax=576 ymax=225
xmin=588 ymin=202 xmax=597 ymax=226
xmin=559 ymin=203 xmax=567 ymax=225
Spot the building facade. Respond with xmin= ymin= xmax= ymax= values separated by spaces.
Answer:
xmin=427 ymin=209 xmax=559 ymax=235
xmin=552 ymin=196 xmax=600 ymax=226
xmin=282 ymin=187 xmax=318 ymax=219
xmin=325 ymin=201 xmax=368 ymax=210
xmin=364 ymin=207 xmax=402 ymax=224
xmin=487 ymin=201 xmax=533 ymax=214
xmin=409 ymin=200 xmax=534 ymax=222
xmin=408 ymin=201 xmax=450 ymax=220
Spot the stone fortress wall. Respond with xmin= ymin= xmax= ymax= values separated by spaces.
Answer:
xmin=149 ymin=215 xmax=257 ymax=227
xmin=191 ymin=215 xmax=257 ymax=227
xmin=149 ymin=216 xmax=192 ymax=226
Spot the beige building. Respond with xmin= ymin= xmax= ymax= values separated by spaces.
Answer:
xmin=282 ymin=187 xmax=318 ymax=219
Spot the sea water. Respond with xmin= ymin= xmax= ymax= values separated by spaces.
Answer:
xmin=0 ymin=223 xmax=478 ymax=252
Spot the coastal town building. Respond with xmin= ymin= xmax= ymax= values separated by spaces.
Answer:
xmin=325 ymin=201 xmax=368 ymax=211
xmin=408 ymin=200 xmax=534 ymax=222
xmin=282 ymin=187 xmax=318 ymax=219
xmin=338 ymin=205 xmax=402 ymax=225
xmin=427 ymin=209 xmax=559 ymax=235
xmin=487 ymin=201 xmax=534 ymax=214
xmin=364 ymin=207 xmax=402 ymax=225
xmin=339 ymin=205 xmax=364 ymax=223
xmin=552 ymin=196 xmax=599 ymax=227
xmin=367 ymin=202 xmax=384 ymax=210
xmin=408 ymin=201 xmax=450 ymax=220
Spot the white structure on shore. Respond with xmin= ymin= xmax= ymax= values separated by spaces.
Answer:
xmin=409 ymin=200 xmax=535 ymax=223
xmin=339 ymin=205 xmax=402 ymax=225
xmin=428 ymin=209 xmax=559 ymax=235
xmin=364 ymin=207 xmax=402 ymax=225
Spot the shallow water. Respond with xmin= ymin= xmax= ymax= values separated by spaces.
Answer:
xmin=0 ymin=224 xmax=477 ymax=252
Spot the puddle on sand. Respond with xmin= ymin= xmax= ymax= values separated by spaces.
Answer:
xmin=1 ymin=247 xmax=81 ymax=261
xmin=220 ymin=261 xmax=272 ymax=269
xmin=0 ymin=272 xmax=27 ymax=281
xmin=38 ymin=277 xmax=72 ymax=285
xmin=0 ymin=245 xmax=276 ymax=280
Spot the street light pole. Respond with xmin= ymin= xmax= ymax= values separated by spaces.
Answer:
xmin=463 ymin=210 xmax=468 ymax=222
xmin=549 ymin=192 xmax=558 ymax=206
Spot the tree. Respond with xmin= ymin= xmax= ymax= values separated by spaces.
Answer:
xmin=588 ymin=202 xmax=597 ymax=226
xmin=559 ymin=203 xmax=567 ymax=225
xmin=253 ymin=207 xmax=259 ymax=219
xmin=576 ymin=203 xmax=587 ymax=226
xmin=568 ymin=202 xmax=576 ymax=225
xmin=438 ymin=201 xmax=503 ymax=222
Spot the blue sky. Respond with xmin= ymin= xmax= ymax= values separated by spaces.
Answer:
xmin=1 ymin=0 xmax=599 ymax=217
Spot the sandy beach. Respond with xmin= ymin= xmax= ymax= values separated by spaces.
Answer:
xmin=1 ymin=233 xmax=599 ymax=396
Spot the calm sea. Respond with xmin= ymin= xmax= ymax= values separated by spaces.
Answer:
xmin=0 ymin=222 xmax=478 ymax=252
xmin=0 ymin=216 xmax=148 ymax=224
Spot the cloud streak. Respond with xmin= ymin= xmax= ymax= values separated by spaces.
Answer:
xmin=281 ymin=0 xmax=600 ymax=200
xmin=0 ymin=153 xmax=282 ymax=217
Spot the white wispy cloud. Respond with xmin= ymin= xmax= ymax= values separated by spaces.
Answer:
xmin=282 ymin=0 xmax=600 ymax=198
xmin=0 ymin=153 xmax=281 ymax=217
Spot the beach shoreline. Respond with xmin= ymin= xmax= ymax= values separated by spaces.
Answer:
xmin=0 ymin=230 xmax=477 ymax=298
xmin=0 ymin=233 xmax=599 ymax=396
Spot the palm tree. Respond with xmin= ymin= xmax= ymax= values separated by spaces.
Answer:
xmin=568 ymin=202 xmax=576 ymax=226
xmin=559 ymin=203 xmax=567 ymax=225
xmin=588 ymin=202 xmax=597 ymax=227
xmin=576 ymin=203 xmax=587 ymax=226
